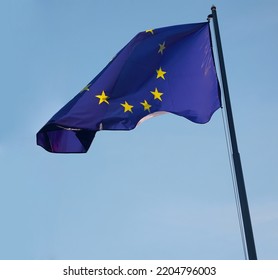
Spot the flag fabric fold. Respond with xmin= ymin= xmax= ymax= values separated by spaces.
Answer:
xmin=37 ymin=22 xmax=221 ymax=153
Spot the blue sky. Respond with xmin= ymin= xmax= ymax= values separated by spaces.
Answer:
xmin=0 ymin=0 xmax=277 ymax=260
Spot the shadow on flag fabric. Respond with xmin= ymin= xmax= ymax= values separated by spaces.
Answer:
xmin=37 ymin=22 xmax=221 ymax=153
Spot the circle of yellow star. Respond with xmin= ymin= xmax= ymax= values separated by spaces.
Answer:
xmin=121 ymin=101 xmax=133 ymax=113
xmin=140 ymin=100 xmax=152 ymax=112
xmin=158 ymin=42 xmax=166 ymax=55
xmin=80 ymin=84 xmax=91 ymax=93
xmin=150 ymin=88 xmax=163 ymax=101
xmin=156 ymin=67 xmax=166 ymax=80
xmin=95 ymin=90 xmax=109 ymax=104
xmin=145 ymin=29 xmax=154 ymax=35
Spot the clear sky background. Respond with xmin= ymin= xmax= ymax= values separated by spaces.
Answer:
xmin=0 ymin=0 xmax=277 ymax=260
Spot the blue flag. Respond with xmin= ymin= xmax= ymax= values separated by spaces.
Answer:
xmin=37 ymin=22 xmax=221 ymax=153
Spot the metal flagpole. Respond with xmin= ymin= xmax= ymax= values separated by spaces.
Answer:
xmin=208 ymin=6 xmax=257 ymax=260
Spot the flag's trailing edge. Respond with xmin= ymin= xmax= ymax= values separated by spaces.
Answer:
xmin=37 ymin=22 xmax=221 ymax=153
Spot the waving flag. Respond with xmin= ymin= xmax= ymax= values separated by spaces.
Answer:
xmin=37 ymin=22 xmax=221 ymax=153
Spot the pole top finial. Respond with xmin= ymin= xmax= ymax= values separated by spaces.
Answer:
xmin=211 ymin=5 xmax=216 ymax=11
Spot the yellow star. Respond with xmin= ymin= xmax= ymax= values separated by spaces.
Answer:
xmin=158 ymin=41 xmax=166 ymax=54
xmin=121 ymin=101 xmax=133 ymax=113
xmin=80 ymin=84 xmax=91 ymax=92
xmin=156 ymin=67 xmax=166 ymax=80
xmin=140 ymin=100 xmax=152 ymax=112
xmin=95 ymin=90 xmax=109 ymax=104
xmin=151 ymin=88 xmax=163 ymax=101
xmin=145 ymin=29 xmax=154 ymax=35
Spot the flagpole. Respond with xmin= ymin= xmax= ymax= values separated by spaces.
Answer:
xmin=209 ymin=6 xmax=257 ymax=260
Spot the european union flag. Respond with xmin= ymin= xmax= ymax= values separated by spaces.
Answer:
xmin=37 ymin=22 xmax=221 ymax=153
